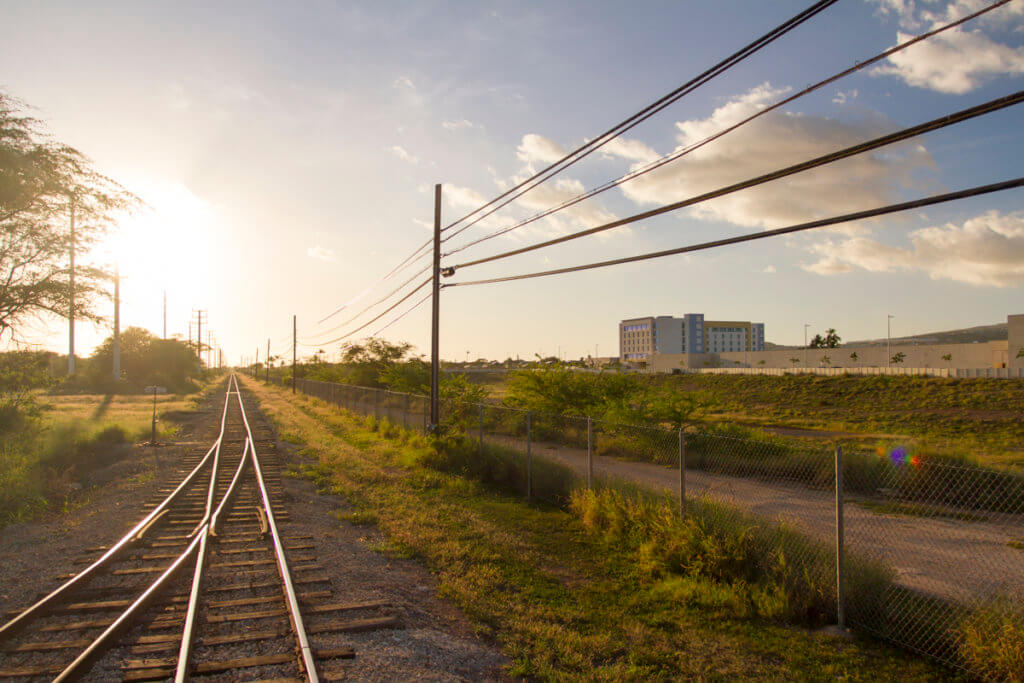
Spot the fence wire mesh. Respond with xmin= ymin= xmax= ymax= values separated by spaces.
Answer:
xmin=276 ymin=374 xmax=1023 ymax=679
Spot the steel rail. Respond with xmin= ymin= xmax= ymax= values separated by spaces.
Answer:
xmin=176 ymin=374 xmax=249 ymax=681
xmin=51 ymin=376 xmax=243 ymax=680
xmin=53 ymin=532 xmax=206 ymax=683
xmin=233 ymin=376 xmax=320 ymax=682
xmin=188 ymin=374 xmax=235 ymax=538
xmin=0 ymin=413 xmax=226 ymax=640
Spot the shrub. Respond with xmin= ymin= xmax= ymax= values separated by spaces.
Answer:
xmin=957 ymin=599 xmax=1024 ymax=681
xmin=569 ymin=487 xmax=893 ymax=628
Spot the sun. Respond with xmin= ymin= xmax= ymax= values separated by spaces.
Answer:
xmin=106 ymin=180 xmax=211 ymax=276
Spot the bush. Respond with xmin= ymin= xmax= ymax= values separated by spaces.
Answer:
xmin=570 ymin=488 xmax=893 ymax=628
xmin=958 ymin=599 xmax=1024 ymax=681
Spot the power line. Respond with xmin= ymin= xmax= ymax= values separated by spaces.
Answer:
xmin=370 ymin=291 xmax=432 ymax=337
xmin=315 ymin=249 xmax=432 ymax=325
xmin=310 ymin=0 xmax=839 ymax=332
xmin=442 ymin=0 xmax=1013 ymax=258
xmin=438 ymin=0 xmax=841 ymax=243
xmin=302 ymin=261 xmax=432 ymax=342
xmin=443 ymin=177 xmax=1023 ymax=288
xmin=446 ymin=89 xmax=1024 ymax=273
xmin=297 ymin=276 xmax=433 ymax=347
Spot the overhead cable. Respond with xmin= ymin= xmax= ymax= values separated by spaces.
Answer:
xmin=297 ymin=276 xmax=432 ymax=347
xmin=302 ymin=261 xmax=432 ymax=341
xmin=442 ymin=0 xmax=1013 ymax=258
xmin=315 ymin=249 xmax=432 ymax=325
xmin=447 ymin=89 xmax=1024 ymax=272
xmin=444 ymin=177 xmax=1024 ymax=287
xmin=438 ymin=0 xmax=841 ymax=241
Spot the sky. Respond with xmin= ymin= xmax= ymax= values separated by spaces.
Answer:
xmin=2 ymin=0 xmax=1023 ymax=363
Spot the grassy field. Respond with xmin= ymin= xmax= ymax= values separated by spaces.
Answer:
xmin=471 ymin=370 xmax=1024 ymax=469
xmin=656 ymin=374 xmax=1024 ymax=468
xmin=0 ymin=380 xmax=219 ymax=527
xmin=241 ymin=376 xmax=943 ymax=680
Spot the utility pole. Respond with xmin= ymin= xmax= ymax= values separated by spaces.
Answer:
xmin=162 ymin=290 xmax=167 ymax=339
xmin=192 ymin=310 xmax=206 ymax=372
xmin=255 ymin=347 xmax=259 ymax=374
xmin=292 ymin=315 xmax=297 ymax=393
xmin=429 ymin=184 xmax=442 ymax=431
xmin=804 ymin=324 xmax=810 ymax=367
xmin=266 ymin=338 xmax=270 ymax=382
xmin=68 ymin=196 xmax=76 ymax=376
xmin=887 ymin=314 xmax=894 ymax=368
xmin=112 ymin=264 xmax=121 ymax=381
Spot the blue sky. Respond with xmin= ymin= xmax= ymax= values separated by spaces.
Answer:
xmin=2 ymin=0 xmax=1023 ymax=362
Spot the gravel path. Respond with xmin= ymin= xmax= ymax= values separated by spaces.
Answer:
xmin=486 ymin=432 xmax=1024 ymax=605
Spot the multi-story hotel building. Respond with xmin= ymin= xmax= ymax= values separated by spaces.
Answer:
xmin=619 ymin=314 xmax=765 ymax=361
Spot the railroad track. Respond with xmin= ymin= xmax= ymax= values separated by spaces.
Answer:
xmin=0 ymin=375 xmax=398 ymax=681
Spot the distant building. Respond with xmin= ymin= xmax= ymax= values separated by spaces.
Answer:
xmin=619 ymin=314 xmax=765 ymax=361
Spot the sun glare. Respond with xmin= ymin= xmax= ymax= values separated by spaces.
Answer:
xmin=106 ymin=180 xmax=211 ymax=278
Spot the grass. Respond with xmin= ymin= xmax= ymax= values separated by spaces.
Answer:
xmin=0 ymin=381 xmax=218 ymax=528
xmin=653 ymin=373 xmax=1024 ymax=469
xmin=241 ymin=375 xmax=944 ymax=680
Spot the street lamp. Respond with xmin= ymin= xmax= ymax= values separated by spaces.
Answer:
xmin=887 ymin=314 xmax=895 ymax=368
xmin=804 ymin=324 xmax=810 ymax=367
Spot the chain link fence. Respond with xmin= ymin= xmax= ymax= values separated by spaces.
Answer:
xmin=276 ymin=375 xmax=1022 ymax=679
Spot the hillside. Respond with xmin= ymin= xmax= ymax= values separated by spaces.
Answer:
xmin=768 ymin=321 xmax=1007 ymax=349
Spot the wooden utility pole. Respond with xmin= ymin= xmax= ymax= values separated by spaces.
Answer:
xmin=68 ymin=197 xmax=76 ymax=375
xmin=292 ymin=315 xmax=297 ymax=393
xmin=112 ymin=264 xmax=121 ymax=381
xmin=429 ymin=184 xmax=441 ymax=430
xmin=266 ymin=338 xmax=270 ymax=382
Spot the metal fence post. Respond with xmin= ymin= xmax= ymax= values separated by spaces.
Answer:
xmin=835 ymin=444 xmax=846 ymax=629
xmin=478 ymin=404 xmax=484 ymax=456
xmin=526 ymin=411 xmax=533 ymax=500
xmin=587 ymin=417 xmax=594 ymax=490
xmin=385 ymin=390 xmax=391 ymax=423
xmin=403 ymin=393 xmax=409 ymax=429
xmin=374 ymin=389 xmax=379 ymax=419
xmin=679 ymin=427 xmax=686 ymax=519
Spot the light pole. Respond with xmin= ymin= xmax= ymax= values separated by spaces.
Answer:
xmin=804 ymin=324 xmax=810 ymax=367
xmin=887 ymin=314 xmax=894 ymax=368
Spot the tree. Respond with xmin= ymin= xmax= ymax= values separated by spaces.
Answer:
xmin=809 ymin=328 xmax=841 ymax=348
xmin=820 ymin=355 xmax=831 ymax=366
xmin=85 ymin=327 xmax=199 ymax=392
xmin=849 ymin=351 xmax=858 ymax=364
xmin=891 ymin=351 xmax=906 ymax=365
xmin=1 ymin=93 xmax=138 ymax=341
xmin=789 ymin=357 xmax=800 ymax=366
xmin=941 ymin=353 xmax=953 ymax=366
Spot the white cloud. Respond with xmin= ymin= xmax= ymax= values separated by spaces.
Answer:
xmin=832 ymin=89 xmax=859 ymax=105
xmin=516 ymin=133 xmax=566 ymax=164
xmin=870 ymin=1 xmax=1024 ymax=93
xmin=872 ymin=28 xmax=1024 ymax=93
xmin=307 ymin=245 xmax=336 ymax=262
xmin=393 ymin=76 xmax=414 ymax=89
xmin=803 ymin=211 xmax=1024 ymax=286
xmin=442 ymin=119 xmax=476 ymax=130
xmin=389 ymin=145 xmax=418 ymax=164
xmin=600 ymin=137 xmax=659 ymax=163
xmin=504 ymin=173 xmax=617 ymax=234
xmin=610 ymin=83 xmax=932 ymax=230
